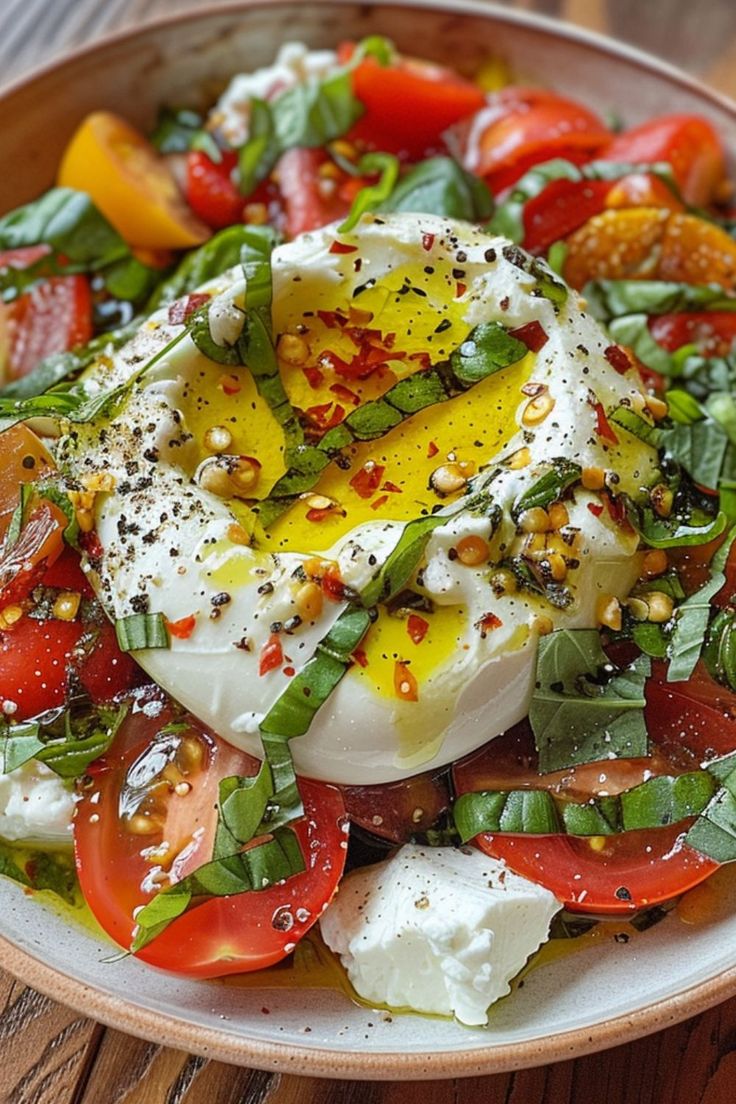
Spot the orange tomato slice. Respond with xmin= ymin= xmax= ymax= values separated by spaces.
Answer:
xmin=563 ymin=208 xmax=736 ymax=290
xmin=58 ymin=111 xmax=209 ymax=250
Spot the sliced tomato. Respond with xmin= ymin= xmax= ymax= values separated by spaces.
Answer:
xmin=74 ymin=714 xmax=348 ymax=977
xmin=341 ymin=769 xmax=450 ymax=843
xmin=58 ymin=111 xmax=209 ymax=250
xmin=0 ymin=616 xmax=84 ymax=718
xmin=185 ymin=150 xmax=243 ymax=229
xmin=522 ymin=178 xmax=611 ymax=254
xmin=342 ymin=46 xmax=485 ymax=158
xmin=0 ymin=423 xmax=56 ymax=541
xmin=649 ymin=312 xmax=736 ymax=357
xmin=603 ymin=115 xmax=726 ymax=207
xmin=0 ymin=501 xmax=67 ymax=606
xmin=1 ymin=275 xmax=93 ymax=380
xmin=467 ymin=87 xmax=609 ymax=194
xmin=454 ymin=676 xmax=736 ymax=913
xmin=277 ymin=149 xmax=355 ymax=238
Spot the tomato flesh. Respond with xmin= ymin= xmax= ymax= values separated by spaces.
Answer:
xmin=649 ymin=312 xmax=736 ymax=357
xmin=341 ymin=769 xmax=450 ymax=844
xmin=74 ymin=712 xmax=348 ymax=977
xmin=0 ymin=275 xmax=93 ymax=381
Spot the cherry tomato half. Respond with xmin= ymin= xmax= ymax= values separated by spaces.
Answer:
xmin=0 ymin=275 xmax=93 ymax=382
xmin=74 ymin=712 xmax=348 ymax=977
xmin=649 ymin=312 xmax=736 ymax=357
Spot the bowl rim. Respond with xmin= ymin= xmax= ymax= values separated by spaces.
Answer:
xmin=2 ymin=0 xmax=736 ymax=1079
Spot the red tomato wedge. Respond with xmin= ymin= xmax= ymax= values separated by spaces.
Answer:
xmin=453 ymin=677 xmax=736 ymax=914
xmin=0 ymin=274 xmax=93 ymax=381
xmin=603 ymin=115 xmax=726 ymax=207
xmin=466 ymin=87 xmax=609 ymax=194
xmin=185 ymin=150 xmax=244 ymax=229
xmin=277 ymin=148 xmax=356 ymax=237
xmin=74 ymin=713 xmax=348 ymax=977
xmin=649 ymin=312 xmax=736 ymax=357
xmin=342 ymin=47 xmax=485 ymax=158
xmin=522 ymin=178 xmax=611 ymax=254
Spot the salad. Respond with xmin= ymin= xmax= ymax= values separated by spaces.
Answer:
xmin=1 ymin=36 xmax=736 ymax=1028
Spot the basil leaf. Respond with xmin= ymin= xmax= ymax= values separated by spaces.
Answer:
xmin=501 ymin=243 xmax=568 ymax=309
xmin=339 ymin=153 xmax=400 ymax=232
xmin=512 ymin=459 xmax=581 ymax=519
xmin=380 ymin=156 xmax=493 ymax=221
xmin=131 ymin=826 xmax=306 ymax=952
xmin=530 ymin=629 xmax=650 ymax=772
xmin=0 ymin=845 xmax=77 ymax=904
xmin=685 ymin=753 xmax=736 ymax=862
xmin=453 ymin=771 xmax=715 ymax=842
xmin=635 ymin=505 xmax=727 ymax=549
xmin=0 ymin=721 xmax=44 ymax=772
xmin=150 ymin=106 xmax=207 ymax=154
xmin=213 ymin=765 xmax=274 ymax=859
xmin=585 ymin=279 xmax=736 ymax=322
xmin=237 ymin=63 xmax=364 ymax=195
xmin=608 ymin=405 xmax=662 ymax=447
xmin=0 ymin=701 xmax=128 ymax=778
xmin=703 ymin=608 xmax=736 ymax=690
xmin=667 ymin=528 xmax=736 ymax=682
xmin=115 ymin=613 xmax=170 ymax=652
xmin=660 ymin=418 xmax=729 ymax=491
xmin=449 ymin=322 xmax=528 ymax=384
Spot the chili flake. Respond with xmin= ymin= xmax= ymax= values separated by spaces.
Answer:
xmin=394 ymin=660 xmax=419 ymax=702
xmin=407 ymin=614 xmax=429 ymax=645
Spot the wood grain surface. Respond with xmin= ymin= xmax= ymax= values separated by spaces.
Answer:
xmin=1 ymin=0 xmax=736 ymax=1100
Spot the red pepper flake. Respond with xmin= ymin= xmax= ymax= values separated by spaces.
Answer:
xmin=394 ymin=660 xmax=419 ymax=702
xmin=322 ymin=563 xmax=346 ymax=602
xmin=382 ymin=481 xmax=403 ymax=494
xmin=427 ymin=440 xmax=439 ymax=458
xmin=407 ymin=614 xmax=429 ymax=645
xmin=587 ymin=502 xmax=604 ymax=518
xmin=306 ymin=402 xmax=346 ymax=430
xmin=79 ymin=530 xmax=104 ymax=562
xmin=330 ymin=382 xmax=360 ymax=405
xmin=329 ymin=240 xmax=359 ymax=254
xmin=218 ymin=373 xmax=241 ymax=396
xmin=306 ymin=506 xmax=336 ymax=522
xmin=259 ymin=633 xmax=283 ymax=676
xmin=317 ymin=309 xmax=348 ymax=329
xmin=353 ymin=647 xmax=369 ymax=668
xmin=422 ymin=232 xmax=435 ymax=252
xmin=167 ymin=292 xmax=210 ymax=325
xmin=593 ymin=401 xmax=619 ymax=444
xmin=601 ymin=491 xmax=629 ymax=527
xmin=283 ymin=666 xmax=296 ymax=677
xmin=475 ymin=612 xmax=503 ymax=638
xmin=371 ymin=494 xmax=390 ymax=511
xmin=604 ymin=344 xmax=632 ymax=375
xmin=455 ymin=282 xmax=467 ymax=298
xmin=508 ymin=320 xmax=548 ymax=352
xmin=302 ymin=365 xmax=324 ymax=390
xmin=166 ymin=614 xmax=197 ymax=640
xmin=350 ymin=462 xmax=385 ymax=499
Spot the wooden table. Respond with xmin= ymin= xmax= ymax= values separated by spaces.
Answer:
xmin=2 ymin=0 xmax=736 ymax=1100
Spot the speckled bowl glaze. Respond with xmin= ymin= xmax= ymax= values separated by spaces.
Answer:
xmin=2 ymin=0 xmax=736 ymax=1079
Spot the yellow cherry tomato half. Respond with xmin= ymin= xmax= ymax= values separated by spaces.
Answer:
xmin=58 ymin=111 xmax=209 ymax=250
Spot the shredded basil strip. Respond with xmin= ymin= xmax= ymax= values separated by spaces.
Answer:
xmin=0 ymin=843 xmax=77 ymax=903
xmin=150 ymin=106 xmax=220 ymax=160
xmin=131 ymin=826 xmax=305 ymax=952
xmin=378 ymin=156 xmax=494 ymax=222
xmin=530 ymin=629 xmax=651 ymax=773
xmin=685 ymin=751 xmax=736 ymax=863
xmin=0 ymin=701 xmax=128 ymax=778
xmin=608 ymin=406 xmax=662 ymax=447
xmin=339 ymin=153 xmax=400 ymax=232
xmin=453 ymin=771 xmax=717 ymax=842
xmin=633 ymin=503 xmax=728 ymax=549
xmin=489 ymin=158 xmax=681 ymax=244
xmin=511 ymin=459 xmax=581 ymax=520
xmin=115 ymin=613 xmax=170 ymax=652
xmin=258 ymin=321 xmax=528 ymax=527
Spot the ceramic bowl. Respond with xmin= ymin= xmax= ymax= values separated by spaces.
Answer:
xmin=2 ymin=0 xmax=736 ymax=1079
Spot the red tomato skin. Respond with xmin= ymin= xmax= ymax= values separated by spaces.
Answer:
xmin=467 ymin=87 xmax=609 ymax=191
xmin=185 ymin=151 xmax=243 ymax=228
xmin=522 ymin=178 xmax=611 ymax=254
xmin=5 ymin=275 xmax=93 ymax=380
xmin=74 ymin=719 xmax=348 ymax=978
xmin=346 ymin=53 xmax=485 ymax=158
xmin=0 ymin=617 xmax=83 ymax=719
xmin=649 ymin=312 xmax=736 ymax=357
xmin=77 ymin=617 xmax=140 ymax=703
xmin=0 ymin=501 xmax=67 ymax=607
xmin=603 ymin=115 xmax=725 ymax=206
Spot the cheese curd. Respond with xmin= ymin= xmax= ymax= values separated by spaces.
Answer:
xmin=58 ymin=213 xmax=659 ymax=784
xmin=0 ymin=762 xmax=74 ymax=844
xmin=319 ymin=844 xmax=561 ymax=1025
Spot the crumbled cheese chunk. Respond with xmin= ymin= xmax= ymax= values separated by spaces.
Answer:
xmin=320 ymin=844 xmax=560 ymax=1025
xmin=0 ymin=761 xmax=74 ymax=844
